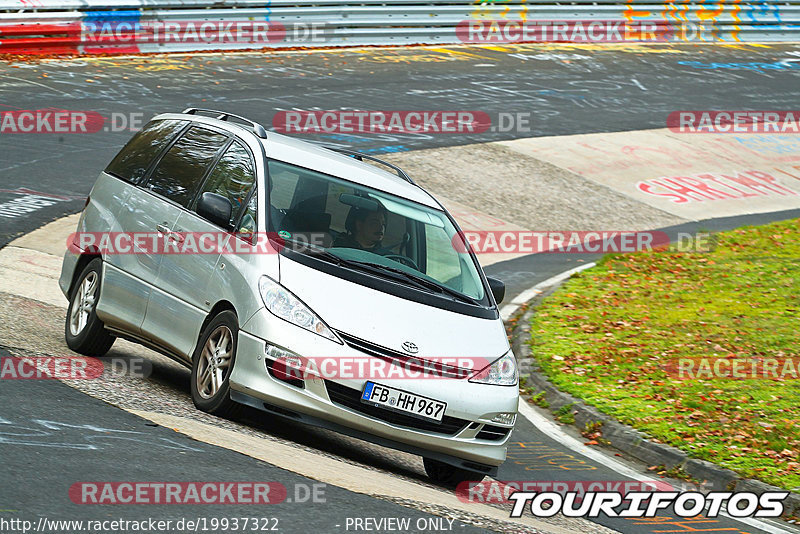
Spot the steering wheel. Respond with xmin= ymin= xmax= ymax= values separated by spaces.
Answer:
xmin=384 ymin=254 xmax=419 ymax=271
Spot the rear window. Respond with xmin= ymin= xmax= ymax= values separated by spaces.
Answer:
xmin=105 ymin=119 xmax=186 ymax=184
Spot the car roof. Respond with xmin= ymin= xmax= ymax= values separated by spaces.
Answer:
xmin=153 ymin=112 xmax=441 ymax=209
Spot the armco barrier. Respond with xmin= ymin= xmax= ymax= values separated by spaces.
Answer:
xmin=1 ymin=0 xmax=799 ymax=55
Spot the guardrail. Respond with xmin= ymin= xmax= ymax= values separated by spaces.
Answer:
xmin=1 ymin=0 xmax=799 ymax=55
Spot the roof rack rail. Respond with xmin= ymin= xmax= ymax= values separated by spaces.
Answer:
xmin=324 ymin=147 xmax=416 ymax=185
xmin=181 ymin=108 xmax=268 ymax=139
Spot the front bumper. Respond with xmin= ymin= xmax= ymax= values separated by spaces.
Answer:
xmin=230 ymin=308 xmax=519 ymax=472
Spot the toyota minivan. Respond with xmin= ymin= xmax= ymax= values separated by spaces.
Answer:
xmin=60 ymin=109 xmax=519 ymax=484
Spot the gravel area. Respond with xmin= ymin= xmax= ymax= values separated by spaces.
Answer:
xmin=383 ymin=143 xmax=686 ymax=231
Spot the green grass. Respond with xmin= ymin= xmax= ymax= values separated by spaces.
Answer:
xmin=530 ymin=218 xmax=800 ymax=490
xmin=529 ymin=391 xmax=550 ymax=409
xmin=555 ymin=403 xmax=576 ymax=424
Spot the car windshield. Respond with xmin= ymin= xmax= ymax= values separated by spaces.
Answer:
xmin=267 ymin=159 xmax=486 ymax=302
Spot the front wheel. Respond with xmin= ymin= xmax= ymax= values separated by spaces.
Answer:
xmin=65 ymin=258 xmax=116 ymax=356
xmin=423 ymin=457 xmax=484 ymax=487
xmin=190 ymin=310 xmax=241 ymax=418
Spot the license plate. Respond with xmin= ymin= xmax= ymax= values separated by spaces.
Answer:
xmin=361 ymin=382 xmax=447 ymax=423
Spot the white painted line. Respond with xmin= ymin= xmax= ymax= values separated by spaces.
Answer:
xmin=519 ymin=403 xmax=795 ymax=534
xmin=518 ymin=401 xmax=660 ymax=483
xmin=510 ymin=268 xmax=797 ymax=534
xmin=500 ymin=262 xmax=596 ymax=321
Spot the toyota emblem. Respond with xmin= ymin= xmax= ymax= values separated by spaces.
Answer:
xmin=401 ymin=341 xmax=418 ymax=354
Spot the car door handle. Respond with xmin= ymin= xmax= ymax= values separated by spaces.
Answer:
xmin=168 ymin=231 xmax=185 ymax=244
xmin=156 ymin=223 xmax=170 ymax=235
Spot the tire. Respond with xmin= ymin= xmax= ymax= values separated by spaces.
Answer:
xmin=190 ymin=310 xmax=241 ymax=418
xmin=65 ymin=258 xmax=116 ymax=357
xmin=423 ymin=457 xmax=485 ymax=488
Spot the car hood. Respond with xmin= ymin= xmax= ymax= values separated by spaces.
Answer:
xmin=278 ymin=256 xmax=508 ymax=363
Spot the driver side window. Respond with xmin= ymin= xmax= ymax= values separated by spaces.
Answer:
xmin=237 ymin=189 xmax=257 ymax=238
xmin=195 ymin=141 xmax=255 ymax=228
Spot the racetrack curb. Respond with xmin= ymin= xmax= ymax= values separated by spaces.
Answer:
xmin=509 ymin=272 xmax=800 ymax=520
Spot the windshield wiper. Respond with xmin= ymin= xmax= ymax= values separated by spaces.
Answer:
xmin=302 ymin=247 xmax=346 ymax=266
xmin=349 ymin=261 xmax=479 ymax=305
xmin=302 ymin=248 xmax=479 ymax=305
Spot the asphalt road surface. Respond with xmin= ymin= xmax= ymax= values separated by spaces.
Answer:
xmin=2 ymin=42 xmax=800 ymax=244
xmin=2 ymin=43 xmax=800 ymax=534
xmin=0 ymin=349 xmax=491 ymax=534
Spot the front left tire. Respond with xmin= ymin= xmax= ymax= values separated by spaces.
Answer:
xmin=190 ymin=310 xmax=241 ymax=418
xmin=423 ymin=457 xmax=484 ymax=488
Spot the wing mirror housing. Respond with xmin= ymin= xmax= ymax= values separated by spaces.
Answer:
xmin=196 ymin=192 xmax=233 ymax=229
xmin=486 ymin=277 xmax=506 ymax=304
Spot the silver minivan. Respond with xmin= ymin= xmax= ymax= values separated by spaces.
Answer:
xmin=60 ymin=109 xmax=519 ymax=485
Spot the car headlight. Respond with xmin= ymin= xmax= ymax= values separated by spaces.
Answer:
xmin=469 ymin=351 xmax=518 ymax=386
xmin=258 ymin=276 xmax=341 ymax=343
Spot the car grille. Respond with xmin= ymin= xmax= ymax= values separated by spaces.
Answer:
xmin=476 ymin=424 xmax=512 ymax=441
xmin=325 ymin=381 xmax=470 ymax=436
xmin=335 ymin=331 xmax=473 ymax=379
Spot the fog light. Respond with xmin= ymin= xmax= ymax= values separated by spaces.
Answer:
xmin=266 ymin=344 xmax=299 ymax=362
xmin=491 ymin=412 xmax=516 ymax=425
xmin=266 ymin=344 xmax=305 ymax=387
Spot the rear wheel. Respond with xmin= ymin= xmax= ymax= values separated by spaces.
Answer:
xmin=65 ymin=258 xmax=115 ymax=356
xmin=190 ymin=310 xmax=241 ymax=418
xmin=423 ymin=457 xmax=484 ymax=487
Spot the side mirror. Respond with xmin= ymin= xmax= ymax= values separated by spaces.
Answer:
xmin=197 ymin=192 xmax=232 ymax=229
xmin=487 ymin=277 xmax=505 ymax=304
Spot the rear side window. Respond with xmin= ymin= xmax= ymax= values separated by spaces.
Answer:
xmin=196 ymin=141 xmax=256 ymax=227
xmin=105 ymin=119 xmax=186 ymax=184
xmin=146 ymin=126 xmax=229 ymax=207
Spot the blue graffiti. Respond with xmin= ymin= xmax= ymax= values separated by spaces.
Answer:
xmin=83 ymin=10 xmax=141 ymax=23
xmin=362 ymin=146 xmax=409 ymax=154
xmin=677 ymin=60 xmax=800 ymax=71
xmin=733 ymin=135 xmax=800 ymax=155
xmin=742 ymin=1 xmax=782 ymax=23
xmin=319 ymin=133 xmax=373 ymax=144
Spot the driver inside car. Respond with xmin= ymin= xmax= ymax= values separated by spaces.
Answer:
xmin=333 ymin=203 xmax=393 ymax=255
